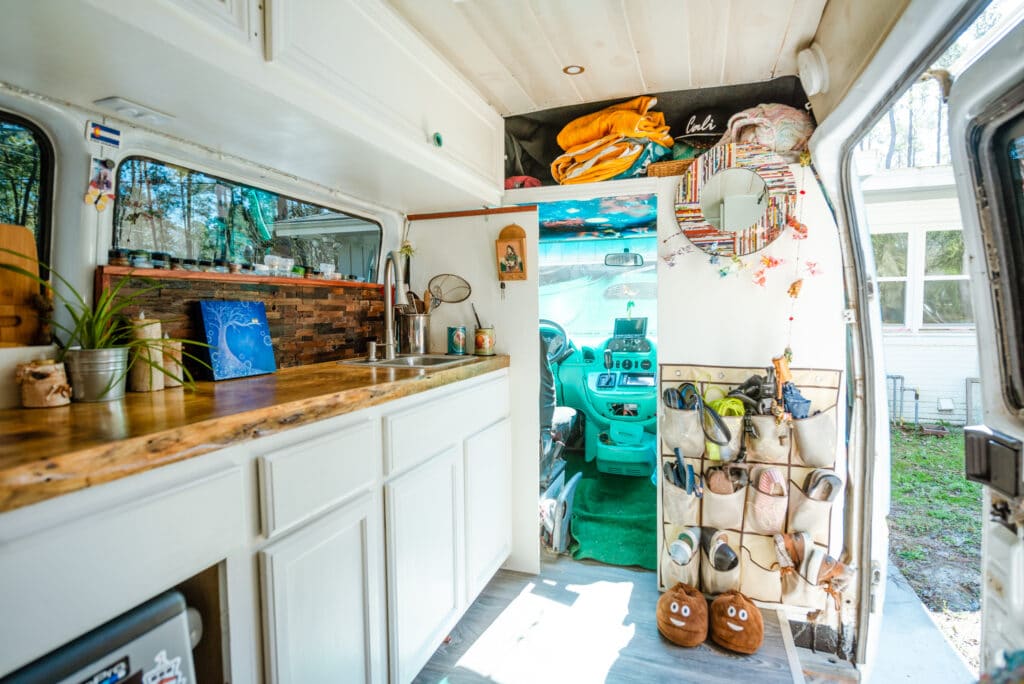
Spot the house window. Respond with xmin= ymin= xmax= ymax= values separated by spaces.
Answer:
xmin=0 ymin=112 xmax=52 ymax=262
xmin=114 ymin=157 xmax=382 ymax=282
xmin=922 ymin=229 xmax=972 ymax=325
xmin=870 ymin=226 xmax=973 ymax=330
xmin=871 ymin=232 xmax=909 ymax=325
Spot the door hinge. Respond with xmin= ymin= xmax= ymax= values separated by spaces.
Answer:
xmin=869 ymin=561 xmax=883 ymax=613
xmin=842 ymin=309 xmax=857 ymax=324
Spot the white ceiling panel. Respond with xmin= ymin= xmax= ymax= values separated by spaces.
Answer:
xmin=387 ymin=0 xmax=828 ymax=115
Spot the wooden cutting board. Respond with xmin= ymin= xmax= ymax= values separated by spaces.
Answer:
xmin=0 ymin=223 xmax=42 ymax=346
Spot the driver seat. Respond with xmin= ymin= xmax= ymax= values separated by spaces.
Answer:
xmin=540 ymin=333 xmax=582 ymax=554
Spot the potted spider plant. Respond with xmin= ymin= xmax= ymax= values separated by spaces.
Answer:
xmin=1 ymin=249 xmax=204 ymax=401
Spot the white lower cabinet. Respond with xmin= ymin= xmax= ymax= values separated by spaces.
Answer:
xmin=464 ymin=418 xmax=513 ymax=603
xmin=386 ymin=446 xmax=464 ymax=684
xmin=260 ymin=491 xmax=387 ymax=684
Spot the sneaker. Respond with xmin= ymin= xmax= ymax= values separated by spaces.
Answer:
xmin=757 ymin=467 xmax=786 ymax=496
xmin=702 ymin=527 xmax=739 ymax=571
xmin=669 ymin=526 xmax=701 ymax=566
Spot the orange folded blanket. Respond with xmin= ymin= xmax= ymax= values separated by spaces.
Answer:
xmin=556 ymin=96 xmax=673 ymax=152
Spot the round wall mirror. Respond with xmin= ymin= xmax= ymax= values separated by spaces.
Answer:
xmin=699 ymin=168 xmax=768 ymax=232
xmin=674 ymin=143 xmax=797 ymax=257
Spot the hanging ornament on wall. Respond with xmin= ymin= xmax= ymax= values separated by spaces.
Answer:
xmin=788 ymin=279 xmax=804 ymax=299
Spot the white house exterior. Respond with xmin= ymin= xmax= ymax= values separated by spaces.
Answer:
xmin=862 ymin=166 xmax=981 ymax=425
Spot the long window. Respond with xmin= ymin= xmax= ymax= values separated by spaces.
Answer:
xmin=114 ymin=157 xmax=382 ymax=282
xmin=0 ymin=112 xmax=52 ymax=261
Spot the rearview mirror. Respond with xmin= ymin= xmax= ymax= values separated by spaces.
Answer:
xmin=605 ymin=252 xmax=644 ymax=267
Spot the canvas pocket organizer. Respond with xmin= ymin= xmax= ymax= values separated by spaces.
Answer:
xmin=701 ymin=548 xmax=741 ymax=595
xmin=708 ymin=415 xmax=744 ymax=463
xmin=746 ymin=415 xmax=790 ymax=463
xmin=739 ymin=547 xmax=782 ymax=603
xmin=661 ymin=527 xmax=700 ymax=587
xmin=658 ymin=364 xmax=844 ymax=604
xmin=788 ymin=481 xmax=834 ymax=545
xmin=793 ymin=407 xmax=837 ymax=467
xmin=701 ymin=485 xmax=746 ymax=531
xmin=660 ymin=406 xmax=704 ymax=459
xmin=744 ymin=467 xmax=788 ymax=535
xmin=662 ymin=473 xmax=700 ymax=525
xmin=780 ymin=567 xmax=829 ymax=609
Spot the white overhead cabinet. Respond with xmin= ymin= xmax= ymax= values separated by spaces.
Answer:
xmin=24 ymin=0 xmax=505 ymax=211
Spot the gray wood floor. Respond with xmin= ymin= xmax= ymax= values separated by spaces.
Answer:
xmin=415 ymin=556 xmax=801 ymax=684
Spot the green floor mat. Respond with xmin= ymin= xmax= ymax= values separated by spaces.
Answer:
xmin=564 ymin=451 xmax=657 ymax=570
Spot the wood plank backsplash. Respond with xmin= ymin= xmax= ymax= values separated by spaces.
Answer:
xmin=103 ymin=271 xmax=385 ymax=368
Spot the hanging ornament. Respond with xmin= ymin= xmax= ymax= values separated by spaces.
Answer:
xmin=761 ymin=255 xmax=783 ymax=269
xmin=799 ymin=151 xmax=812 ymax=167
xmin=788 ymin=279 xmax=804 ymax=298
xmin=788 ymin=215 xmax=809 ymax=240
xmin=753 ymin=268 xmax=767 ymax=287
xmin=805 ymin=261 xmax=823 ymax=277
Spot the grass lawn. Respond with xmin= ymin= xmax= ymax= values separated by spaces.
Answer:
xmin=888 ymin=425 xmax=982 ymax=672
xmin=889 ymin=426 xmax=981 ymax=577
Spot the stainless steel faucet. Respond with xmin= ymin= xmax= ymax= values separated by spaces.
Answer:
xmin=382 ymin=250 xmax=408 ymax=360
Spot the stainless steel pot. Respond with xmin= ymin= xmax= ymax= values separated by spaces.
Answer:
xmin=399 ymin=313 xmax=430 ymax=355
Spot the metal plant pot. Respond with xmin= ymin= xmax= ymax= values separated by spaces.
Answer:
xmin=64 ymin=347 xmax=130 ymax=402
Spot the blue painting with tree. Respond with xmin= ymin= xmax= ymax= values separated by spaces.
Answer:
xmin=200 ymin=300 xmax=276 ymax=380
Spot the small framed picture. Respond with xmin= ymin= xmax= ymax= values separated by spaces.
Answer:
xmin=496 ymin=224 xmax=527 ymax=281
xmin=199 ymin=300 xmax=277 ymax=380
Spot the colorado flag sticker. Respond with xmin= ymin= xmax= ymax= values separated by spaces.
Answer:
xmin=87 ymin=121 xmax=121 ymax=147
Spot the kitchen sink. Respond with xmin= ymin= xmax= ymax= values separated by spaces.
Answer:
xmin=340 ymin=354 xmax=475 ymax=370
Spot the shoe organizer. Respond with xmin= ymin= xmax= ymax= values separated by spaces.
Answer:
xmin=746 ymin=415 xmax=790 ymax=463
xmin=701 ymin=484 xmax=746 ymax=531
xmin=793 ymin=407 xmax=837 ymax=468
xmin=706 ymin=415 xmax=744 ymax=463
xmin=744 ymin=467 xmax=788 ymax=535
xmin=661 ymin=527 xmax=700 ymax=588
xmin=661 ymin=406 xmax=704 ymax=459
xmin=701 ymin=547 xmax=741 ymax=595
xmin=788 ymin=480 xmax=835 ymax=545
xmin=662 ymin=467 xmax=700 ymax=525
xmin=780 ymin=567 xmax=829 ymax=609
xmin=739 ymin=546 xmax=782 ymax=603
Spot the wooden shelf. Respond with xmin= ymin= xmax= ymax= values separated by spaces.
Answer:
xmin=96 ymin=265 xmax=384 ymax=292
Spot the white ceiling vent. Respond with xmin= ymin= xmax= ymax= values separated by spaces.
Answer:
xmin=93 ymin=96 xmax=174 ymax=126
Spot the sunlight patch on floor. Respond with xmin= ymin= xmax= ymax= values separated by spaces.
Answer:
xmin=452 ymin=579 xmax=637 ymax=683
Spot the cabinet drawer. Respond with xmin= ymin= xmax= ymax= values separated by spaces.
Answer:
xmin=259 ymin=419 xmax=380 ymax=538
xmin=385 ymin=377 xmax=509 ymax=475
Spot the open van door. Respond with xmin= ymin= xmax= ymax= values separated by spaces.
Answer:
xmin=948 ymin=17 xmax=1024 ymax=672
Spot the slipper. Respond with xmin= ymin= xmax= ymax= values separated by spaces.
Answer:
xmin=773 ymin=531 xmax=810 ymax=571
xmin=805 ymin=470 xmax=843 ymax=502
xmin=657 ymin=582 xmax=709 ymax=647
xmin=709 ymin=590 xmax=764 ymax=654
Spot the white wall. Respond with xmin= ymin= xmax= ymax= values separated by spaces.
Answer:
xmin=882 ymin=331 xmax=979 ymax=423
xmin=657 ymin=168 xmax=846 ymax=370
xmin=407 ymin=209 xmax=540 ymax=574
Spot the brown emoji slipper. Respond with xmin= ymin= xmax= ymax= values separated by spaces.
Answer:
xmin=709 ymin=590 xmax=764 ymax=654
xmin=656 ymin=582 xmax=708 ymax=647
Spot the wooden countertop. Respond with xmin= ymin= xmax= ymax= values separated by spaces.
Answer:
xmin=0 ymin=355 xmax=509 ymax=514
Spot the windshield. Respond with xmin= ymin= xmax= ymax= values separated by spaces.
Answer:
xmin=538 ymin=236 xmax=657 ymax=345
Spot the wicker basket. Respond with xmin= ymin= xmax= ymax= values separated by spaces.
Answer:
xmin=647 ymin=158 xmax=695 ymax=177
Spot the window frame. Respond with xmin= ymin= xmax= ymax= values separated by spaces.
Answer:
xmin=112 ymin=155 xmax=383 ymax=282
xmin=0 ymin=110 xmax=54 ymax=266
xmin=870 ymin=222 xmax=974 ymax=332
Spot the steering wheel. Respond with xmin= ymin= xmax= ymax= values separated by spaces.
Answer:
xmin=539 ymin=319 xmax=571 ymax=365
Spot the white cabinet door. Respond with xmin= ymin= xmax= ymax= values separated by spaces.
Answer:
xmin=386 ymin=446 xmax=463 ymax=684
xmin=464 ymin=418 xmax=512 ymax=602
xmin=261 ymin=492 xmax=386 ymax=684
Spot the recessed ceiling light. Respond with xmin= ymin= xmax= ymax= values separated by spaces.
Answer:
xmin=93 ymin=96 xmax=174 ymax=126
xmin=562 ymin=65 xmax=585 ymax=76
